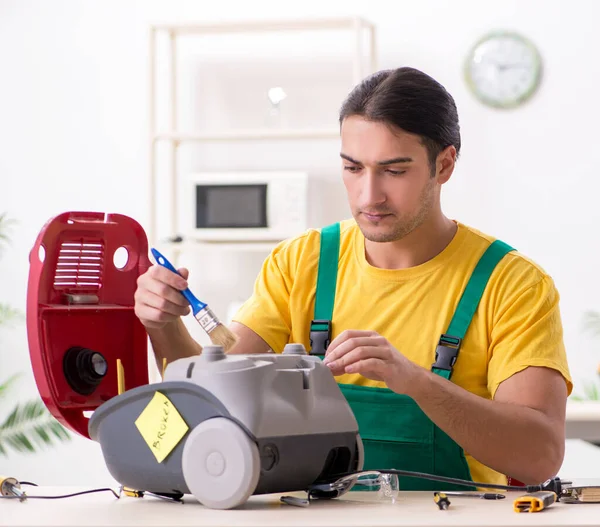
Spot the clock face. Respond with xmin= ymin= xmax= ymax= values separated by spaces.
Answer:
xmin=465 ymin=31 xmax=542 ymax=109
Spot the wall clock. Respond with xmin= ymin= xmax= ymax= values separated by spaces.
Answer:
xmin=465 ymin=31 xmax=543 ymax=109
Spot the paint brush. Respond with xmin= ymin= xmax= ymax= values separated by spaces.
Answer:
xmin=150 ymin=248 xmax=238 ymax=352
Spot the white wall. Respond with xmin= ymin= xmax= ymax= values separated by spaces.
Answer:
xmin=1 ymin=0 xmax=599 ymax=486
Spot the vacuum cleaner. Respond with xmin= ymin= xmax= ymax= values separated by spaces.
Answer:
xmin=26 ymin=211 xmax=363 ymax=509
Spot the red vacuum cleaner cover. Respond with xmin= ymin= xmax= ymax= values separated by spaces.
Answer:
xmin=26 ymin=212 xmax=152 ymax=438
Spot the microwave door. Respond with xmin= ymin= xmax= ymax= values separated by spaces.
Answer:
xmin=196 ymin=184 xmax=268 ymax=229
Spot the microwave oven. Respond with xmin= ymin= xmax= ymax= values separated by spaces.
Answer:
xmin=185 ymin=171 xmax=309 ymax=242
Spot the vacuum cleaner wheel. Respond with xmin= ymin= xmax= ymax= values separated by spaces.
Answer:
xmin=356 ymin=433 xmax=365 ymax=471
xmin=181 ymin=417 xmax=260 ymax=509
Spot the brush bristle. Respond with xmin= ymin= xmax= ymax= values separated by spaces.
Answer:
xmin=209 ymin=324 xmax=239 ymax=352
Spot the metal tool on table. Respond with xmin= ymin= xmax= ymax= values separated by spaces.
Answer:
xmin=443 ymin=491 xmax=505 ymax=500
xmin=0 ymin=476 xmax=27 ymax=501
xmin=560 ymin=485 xmax=600 ymax=503
xmin=433 ymin=492 xmax=451 ymax=510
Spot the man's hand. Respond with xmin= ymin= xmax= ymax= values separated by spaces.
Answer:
xmin=134 ymin=265 xmax=191 ymax=329
xmin=323 ymin=330 xmax=424 ymax=394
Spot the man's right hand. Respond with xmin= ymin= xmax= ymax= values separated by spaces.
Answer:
xmin=134 ymin=264 xmax=191 ymax=329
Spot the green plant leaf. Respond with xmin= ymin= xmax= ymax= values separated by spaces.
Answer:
xmin=571 ymin=379 xmax=600 ymax=401
xmin=3 ymin=406 xmax=19 ymax=428
xmin=8 ymin=432 xmax=34 ymax=452
xmin=33 ymin=424 xmax=50 ymax=443
xmin=49 ymin=419 xmax=70 ymax=440
xmin=0 ymin=303 xmax=23 ymax=327
xmin=583 ymin=381 xmax=600 ymax=400
xmin=0 ymin=400 xmax=71 ymax=456
xmin=0 ymin=373 xmax=22 ymax=399
xmin=0 ymin=213 xmax=15 ymax=252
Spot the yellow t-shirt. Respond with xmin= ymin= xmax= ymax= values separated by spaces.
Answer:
xmin=233 ymin=218 xmax=572 ymax=486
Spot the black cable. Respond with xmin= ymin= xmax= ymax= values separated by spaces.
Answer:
xmin=377 ymin=469 xmax=533 ymax=491
xmin=2 ymin=483 xmax=182 ymax=503
xmin=0 ymin=488 xmax=120 ymax=500
xmin=7 ymin=472 xmax=562 ymax=503
xmin=327 ymin=468 xmax=561 ymax=494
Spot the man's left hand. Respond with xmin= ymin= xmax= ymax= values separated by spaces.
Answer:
xmin=322 ymin=330 xmax=424 ymax=395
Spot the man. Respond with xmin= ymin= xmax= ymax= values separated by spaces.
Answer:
xmin=134 ymin=67 xmax=572 ymax=489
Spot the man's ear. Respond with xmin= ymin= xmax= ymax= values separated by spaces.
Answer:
xmin=435 ymin=145 xmax=456 ymax=184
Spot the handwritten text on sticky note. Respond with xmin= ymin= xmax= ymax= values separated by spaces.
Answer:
xmin=134 ymin=391 xmax=189 ymax=463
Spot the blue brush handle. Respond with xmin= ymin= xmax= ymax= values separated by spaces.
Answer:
xmin=150 ymin=248 xmax=207 ymax=315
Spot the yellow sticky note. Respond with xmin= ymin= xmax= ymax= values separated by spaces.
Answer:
xmin=135 ymin=391 xmax=189 ymax=463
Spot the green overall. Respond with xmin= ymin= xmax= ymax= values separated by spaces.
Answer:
xmin=309 ymin=222 xmax=515 ymax=490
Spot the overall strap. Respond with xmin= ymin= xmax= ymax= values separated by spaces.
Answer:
xmin=309 ymin=224 xmax=516 ymax=378
xmin=309 ymin=222 xmax=340 ymax=355
xmin=432 ymin=240 xmax=515 ymax=379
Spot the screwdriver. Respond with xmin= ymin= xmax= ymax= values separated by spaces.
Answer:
xmin=433 ymin=492 xmax=451 ymax=510
xmin=0 ymin=476 xmax=27 ymax=501
xmin=443 ymin=491 xmax=506 ymax=500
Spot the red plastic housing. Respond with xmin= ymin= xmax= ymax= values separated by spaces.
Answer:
xmin=26 ymin=212 xmax=152 ymax=438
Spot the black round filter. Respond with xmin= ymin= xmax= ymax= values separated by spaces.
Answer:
xmin=63 ymin=346 xmax=108 ymax=395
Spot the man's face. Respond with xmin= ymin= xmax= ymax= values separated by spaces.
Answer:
xmin=340 ymin=116 xmax=443 ymax=243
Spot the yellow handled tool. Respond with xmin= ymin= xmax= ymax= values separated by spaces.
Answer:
xmin=514 ymin=491 xmax=556 ymax=512
xmin=121 ymin=486 xmax=144 ymax=498
xmin=433 ymin=492 xmax=451 ymax=510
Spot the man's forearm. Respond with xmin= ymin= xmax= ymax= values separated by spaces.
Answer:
xmin=407 ymin=370 xmax=564 ymax=484
xmin=147 ymin=319 xmax=202 ymax=372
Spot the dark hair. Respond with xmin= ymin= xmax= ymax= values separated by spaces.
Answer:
xmin=339 ymin=67 xmax=461 ymax=169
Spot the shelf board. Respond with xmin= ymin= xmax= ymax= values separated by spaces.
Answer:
xmin=153 ymin=129 xmax=340 ymax=143
xmin=154 ymin=240 xmax=279 ymax=253
xmin=566 ymin=400 xmax=600 ymax=421
xmin=566 ymin=401 xmax=600 ymax=441
xmin=152 ymin=17 xmax=375 ymax=35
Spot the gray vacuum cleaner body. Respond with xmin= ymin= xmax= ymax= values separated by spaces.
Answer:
xmin=88 ymin=344 xmax=364 ymax=509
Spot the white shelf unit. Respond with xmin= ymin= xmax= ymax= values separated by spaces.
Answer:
xmin=153 ymin=239 xmax=280 ymax=255
xmin=148 ymin=17 xmax=377 ymax=247
xmin=152 ymin=129 xmax=342 ymax=143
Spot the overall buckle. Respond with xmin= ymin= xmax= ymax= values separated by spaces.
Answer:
xmin=432 ymin=334 xmax=462 ymax=371
xmin=309 ymin=319 xmax=332 ymax=356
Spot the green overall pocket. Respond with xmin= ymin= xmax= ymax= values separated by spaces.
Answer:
xmin=339 ymin=383 xmax=474 ymax=490
xmin=339 ymin=384 xmax=435 ymax=475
